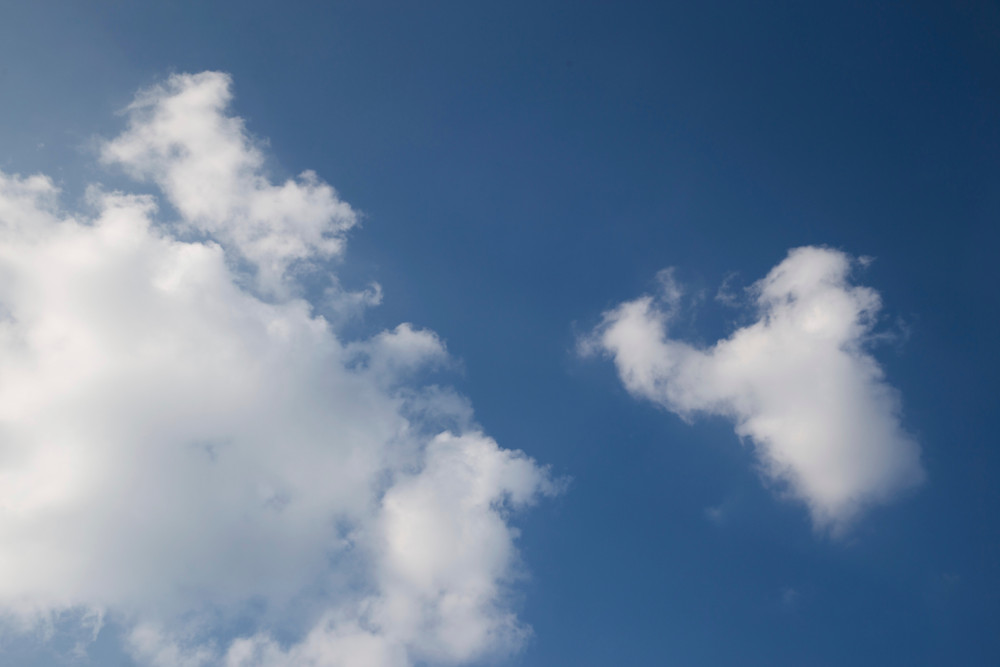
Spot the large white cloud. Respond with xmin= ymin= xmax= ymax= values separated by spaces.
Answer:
xmin=0 ymin=72 xmax=558 ymax=666
xmin=586 ymin=247 xmax=923 ymax=532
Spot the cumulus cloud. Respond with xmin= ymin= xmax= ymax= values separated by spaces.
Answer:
xmin=0 ymin=72 xmax=558 ymax=666
xmin=586 ymin=247 xmax=923 ymax=532
xmin=101 ymin=72 xmax=357 ymax=294
xmin=221 ymin=433 xmax=560 ymax=667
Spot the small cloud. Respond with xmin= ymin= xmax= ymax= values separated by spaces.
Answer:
xmin=588 ymin=246 xmax=924 ymax=534
xmin=704 ymin=504 xmax=725 ymax=524
xmin=780 ymin=587 xmax=800 ymax=610
xmin=714 ymin=271 xmax=743 ymax=307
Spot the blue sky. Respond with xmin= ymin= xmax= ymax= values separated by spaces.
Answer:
xmin=0 ymin=2 xmax=997 ymax=665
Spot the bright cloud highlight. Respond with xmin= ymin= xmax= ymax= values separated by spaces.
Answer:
xmin=586 ymin=247 xmax=923 ymax=531
xmin=0 ymin=72 xmax=558 ymax=666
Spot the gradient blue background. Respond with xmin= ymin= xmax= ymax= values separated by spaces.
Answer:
xmin=1 ymin=1 xmax=997 ymax=664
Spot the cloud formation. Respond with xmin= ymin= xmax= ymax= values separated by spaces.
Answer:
xmin=0 ymin=72 xmax=557 ymax=666
xmin=101 ymin=72 xmax=357 ymax=295
xmin=587 ymin=247 xmax=923 ymax=531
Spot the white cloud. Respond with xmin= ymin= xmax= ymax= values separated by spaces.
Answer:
xmin=587 ymin=246 xmax=923 ymax=532
xmin=220 ymin=432 xmax=561 ymax=667
xmin=0 ymin=72 xmax=557 ymax=666
xmin=101 ymin=72 xmax=357 ymax=295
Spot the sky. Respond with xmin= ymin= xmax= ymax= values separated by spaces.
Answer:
xmin=0 ymin=1 xmax=997 ymax=666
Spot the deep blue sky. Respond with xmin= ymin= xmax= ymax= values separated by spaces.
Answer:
xmin=1 ymin=1 xmax=998 ymax=665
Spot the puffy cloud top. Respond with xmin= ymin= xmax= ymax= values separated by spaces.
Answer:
xmin=101 ymin=72 xmax=357 ymax=294
xmin=0 ymin=73 xmax=557 ymax=666
xmin=588 ymin=247 xmax=923 ymax=532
